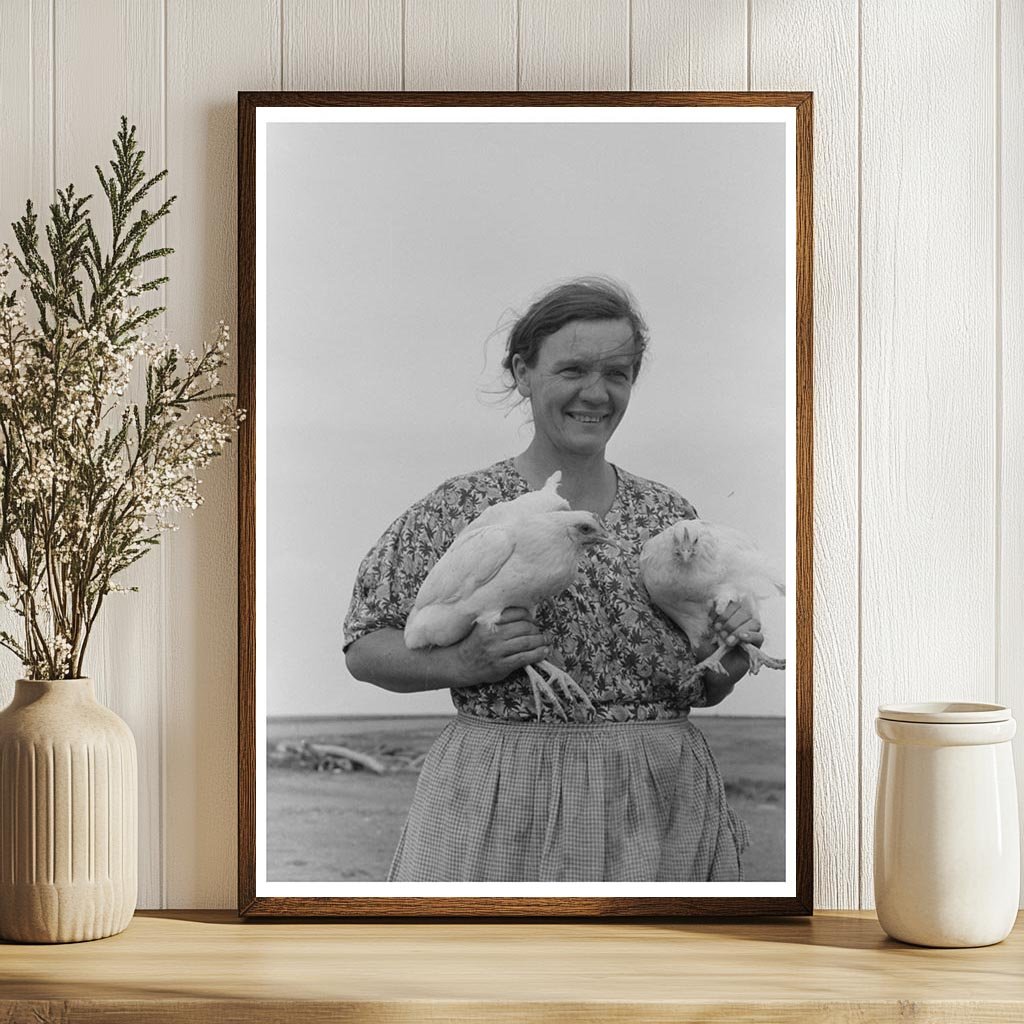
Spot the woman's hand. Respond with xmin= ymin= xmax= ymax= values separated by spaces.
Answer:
xmin=711 ymin=599 xmax=764 ymax=659
xmin=452 ymin=606 xmax=549 ymax=687
xmin=691 ymin=600 xmax=763 ymax=704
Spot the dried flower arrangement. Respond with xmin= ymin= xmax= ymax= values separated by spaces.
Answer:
xmin=0 ymin=118 xmax=242 ymax=679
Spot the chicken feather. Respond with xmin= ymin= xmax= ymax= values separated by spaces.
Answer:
xmin=640 ymin=518 xmax=786 ymax=680
xmin=405 ymin=474 xmax=616 ymax=719
xmin=468 ymin=469 xmax=569 ymax=531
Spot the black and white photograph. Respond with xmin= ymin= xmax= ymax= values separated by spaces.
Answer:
xmin=241 ymin=95 xmax=811 ymax=915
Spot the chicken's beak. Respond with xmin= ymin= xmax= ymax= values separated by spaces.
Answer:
xmin=593 ymin=530 xmax=622 ymax=551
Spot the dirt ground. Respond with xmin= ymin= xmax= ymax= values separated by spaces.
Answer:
xmin=267 ymin=714 xmax=785 ymax=882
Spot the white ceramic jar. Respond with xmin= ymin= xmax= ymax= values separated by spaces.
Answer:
xmin=874 ymin=702 xmax=1019 ymax=947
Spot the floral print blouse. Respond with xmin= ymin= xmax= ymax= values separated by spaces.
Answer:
xmin=343 ymin=458 xmax=706 ymax=722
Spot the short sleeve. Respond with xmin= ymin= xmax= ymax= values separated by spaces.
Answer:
xmin=671 ymin=492 xmax=698 ymax=522
xmin=342 ymin=500 xmax=455 ymax=652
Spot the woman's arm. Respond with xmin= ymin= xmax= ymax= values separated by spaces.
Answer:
xmin=345 ymin=629 xmax=470 ymax=692
xmin=689 ymin=645 xmax=748 ymax=707
xmin=700 ymin=668 xmax=741 ymax=708
xmin=345 ymin=609 xmax=549 ymax=693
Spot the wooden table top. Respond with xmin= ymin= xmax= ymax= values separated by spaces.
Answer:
xmin=1 ymin=910 xmax=1022 ymax=1022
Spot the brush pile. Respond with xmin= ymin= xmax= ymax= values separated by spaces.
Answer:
xmin=268 ymin=739 xmax=427 ymax=774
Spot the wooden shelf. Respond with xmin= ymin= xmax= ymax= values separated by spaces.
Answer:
xmin=2 ymin=910 xmax=1022 ymax=1022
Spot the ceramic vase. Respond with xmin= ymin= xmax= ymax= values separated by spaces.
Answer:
xmin=0 ymin=678 xmax=137 ymax=942
xmin=874 ymin=702 xmax=1019 ymax=948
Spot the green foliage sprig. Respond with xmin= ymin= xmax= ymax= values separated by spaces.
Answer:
xmin=0 ymin=117 xmax=243 ymax=679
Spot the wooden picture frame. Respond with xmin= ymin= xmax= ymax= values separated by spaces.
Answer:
xmin=238 ymin=91 xmax=813 ymax=917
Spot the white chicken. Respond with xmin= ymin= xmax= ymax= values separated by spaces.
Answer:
xmin=639 ymin=519 xmax=786 ymax=679
xmin=404 ymin=476 xmax=617 ymax=719
xmin=467 ymin=470 xmax=569 ymax=530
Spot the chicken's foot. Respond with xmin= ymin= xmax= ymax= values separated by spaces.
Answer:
xmin=694 ymin=641 xmax=786 ymax=677
xmin=693 ymin=642 xmax=732 ymax=676
xmin=742 ymin=642 xmax=785 ymax=674
xmin=525 ymin=661 xmax=596 ymax=721
xmin=525 ymin=664 xmax=565 ymax=720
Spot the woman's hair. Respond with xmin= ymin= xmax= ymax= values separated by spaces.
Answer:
xmin=501 ymin=277 xmax=649 ymax=388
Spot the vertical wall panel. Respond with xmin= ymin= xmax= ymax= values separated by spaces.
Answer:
xmin=405 ymin=0 xmax=516 ymax=89
xmin=0 ymin=2 xmax=52 ymax=702
xmin=751 ymin=1 xmax=860 ymax=910
xmin=164 ymin=0 xmax=279 ymax=908
xmin=860 ymin=1 xmax=997 ymax=908
xmin=1000 ymin=0 xmax=1024 ymax=903
xmin=631 ymin=0 xmax=746 ymax=90
xmin=51 ymin=0 xmax=166 ymax=909
xmin=519 ymin=0 xmax=628 ymax=90
xmin=2 ymin=0 xmax=1020 ymax=912
xmin=0 ymin=0 xmax=52 ymax=235
xmin=283 ymin=0 xmax=401 ymax=90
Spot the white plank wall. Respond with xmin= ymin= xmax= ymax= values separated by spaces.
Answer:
xmin=750 ymin=0 xmax=860 ymax=912
xmin=518 ymin=0 xmax=628 ymax=90
xmin=0 ymin=0 xmax=1019 ymax=910
xmin=405 ymin=0 xmax=516 ymax=90
xmin=53 ymin=0 xmax=167 ymax=910
xmin=631 ymin=0 xmax=746 ymax=91
xmin=1002 ymin=0 xmax=1024 ymax=905
xmin=0 ymin=1 xmax=53 ymax=697
xmin=859 ymin=0 xmax=998 ymax=909
xmin=163 ymin=0 xmax=279 ymax=908
xmin=0 ymin=0 xmax=51 ymax=230
xmin=283 ymin=0 xmax=402 ymax=90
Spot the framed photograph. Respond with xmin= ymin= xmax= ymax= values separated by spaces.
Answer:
xmin=238 ymin=91 xmax=813 ymax=917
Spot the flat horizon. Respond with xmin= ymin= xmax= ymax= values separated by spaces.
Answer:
xmin=266 ymin=712 xmax=784 ymax=722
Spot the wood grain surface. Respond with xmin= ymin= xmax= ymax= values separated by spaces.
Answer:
xmin=1 ymin=910 xmax=1023 ymax=1023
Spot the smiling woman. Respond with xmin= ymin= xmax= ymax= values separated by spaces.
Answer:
xmin=511 ymin=317 xmax=636 ymax=513
xmin=342 ymin=277 xmax=759 ymax=883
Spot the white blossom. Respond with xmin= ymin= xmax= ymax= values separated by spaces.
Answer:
xmin=0 ymin=243 xmax=242 ymax=678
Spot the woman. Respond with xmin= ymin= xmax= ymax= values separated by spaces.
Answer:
xmin=344 ymin=277 xmax=760 ymax=882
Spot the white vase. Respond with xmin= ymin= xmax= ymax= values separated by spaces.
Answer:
xmin=874 ymin=702 xmax=1019 ymax=947
xmin=0 ymin=678 xmax=137 ymax=942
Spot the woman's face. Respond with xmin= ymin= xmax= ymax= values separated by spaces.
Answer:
xmin=513 ymin=318 xmax=637 ymax=459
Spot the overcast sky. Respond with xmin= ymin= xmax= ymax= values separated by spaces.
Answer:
xmin=265 ymin=117 xmax=788 ymax=719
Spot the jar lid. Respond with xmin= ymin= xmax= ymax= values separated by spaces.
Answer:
xmin=877 ymin=701 xmax=1011 ymax=724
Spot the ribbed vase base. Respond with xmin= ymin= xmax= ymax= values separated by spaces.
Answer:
xmin=0 ymin=880 xmax=135 ymax=943
xmin=0 ymin=679 xmax=139 ymax=945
